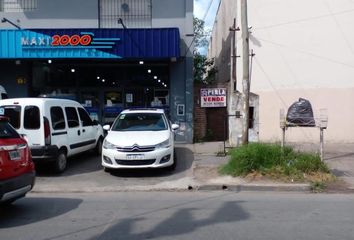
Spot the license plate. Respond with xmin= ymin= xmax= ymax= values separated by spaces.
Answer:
xmin=126 ymin=154 xmax=145 ymax=160
xmin=9 ymin=150 xmax=21 ymax=160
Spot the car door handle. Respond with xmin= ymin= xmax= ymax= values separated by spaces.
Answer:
xmin=78 ymin=130 xmax=81 ymax=135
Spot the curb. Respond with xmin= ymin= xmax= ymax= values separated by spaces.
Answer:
xmin=196 ymin=184 xmax=311 ymax=192
xmin=31 ymin=183 xmax=312 ymax=193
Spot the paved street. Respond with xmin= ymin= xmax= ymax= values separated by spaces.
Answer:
xmin=31 ymin=142 xmax=354 ymax=192
xmin=33 ymin=145 xmax=195 ymax=192
xmin=1 ymin=191 xmax=354 ymax=240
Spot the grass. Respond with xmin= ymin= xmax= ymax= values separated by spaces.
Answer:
xmin=219 ymin=143 xmax=334 ymax=184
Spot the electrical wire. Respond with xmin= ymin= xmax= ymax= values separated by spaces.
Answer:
xmin=323 ymin=0 xmax=354 ymax=54
xmin=253 ymin=57 xmax=287 ymax=108
xmin=254 ymin=8 xmax=354 ymax=31
xmin=254 ymin=56 xmax=319 ymax=144
xmin=255 ymin=37 xmax=354 ymax=69
xmin=183 ymin=0 xmax=217 ymax=57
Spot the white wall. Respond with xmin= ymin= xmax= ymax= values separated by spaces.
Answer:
xmin=236 ymin=0 xmax=354 ymax=143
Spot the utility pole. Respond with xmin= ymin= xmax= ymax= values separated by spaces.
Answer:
xmin=229 ymin=18 xmax=238 ymax=92
xmin=240 ymin=0 xmax=250 ymax=145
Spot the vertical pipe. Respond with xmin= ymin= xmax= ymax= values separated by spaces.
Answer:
xmin=240 ymin=0 xmax=250 ymax=145
xmin=98 ymin=0 xmax=101 ymax=28
xmin=320 ymin=128 xmax=324 ymax=161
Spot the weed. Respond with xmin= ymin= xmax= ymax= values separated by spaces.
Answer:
xmin=311 ymin=181 xmax=327 ymax=193
xmin=219 ymin=143 xmax=333 ymax=184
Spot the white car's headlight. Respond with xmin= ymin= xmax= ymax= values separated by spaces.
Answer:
xmin=155 ymin=138 xmax=171 ymax=149
xmin=103 ymin=139 xmax=117 ymax=149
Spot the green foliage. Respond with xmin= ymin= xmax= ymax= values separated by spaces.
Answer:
xmin=193 ymin=17 xmax=210 ymax=50
xmin=193 ymin=17 xmax=216 ymax=84
xmin=311 ymin=181 xmax=327 ymax=193
xmin=194 ymin=53 xmax=216 ymax=84
xmin=220 ymin=143 xmax=331 ymax=182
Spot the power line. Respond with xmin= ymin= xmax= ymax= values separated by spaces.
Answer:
xmin=256 ymin=37 xmax=354 ymax=69
xmin=323 ymin=0 xmax=354 ymax=54
xmin=183 ymin=0 xmax=216 ymax=57
xmin=253 ymin=57 xmax=316 ymax=143
xmin=254 ymin=8 xmax=354 ymax=31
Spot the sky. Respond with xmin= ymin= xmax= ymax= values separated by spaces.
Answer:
xmin=194 ymin=0 xmax=220 ymax=54
xmin=194 ymin=0 xmax=220 ymax=31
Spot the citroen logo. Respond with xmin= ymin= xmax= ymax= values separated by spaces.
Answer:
xmin=132 ymin=144 xmax=140 ymax=151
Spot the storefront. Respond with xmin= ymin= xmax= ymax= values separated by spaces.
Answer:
xmin=0 ymin=28 xmax=179 ymax=125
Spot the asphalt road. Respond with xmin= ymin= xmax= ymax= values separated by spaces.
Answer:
xmin=33 ymin=145 xmax=195 ymax=192
xmin=1 ymin=192 xmax=354 ymax=240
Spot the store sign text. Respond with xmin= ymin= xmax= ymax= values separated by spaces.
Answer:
xmin=21 ymin=34 xmax=92 ymax=47
xmin=200 ymin=88 xmax=227 ymax=108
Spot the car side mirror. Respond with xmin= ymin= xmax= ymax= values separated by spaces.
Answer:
xmin=171 ymin=124 xmax=179 ymax=131
xmin=103 ymin=125 xmax=111 ymax=131
xmin=92 ymin=120 xmax=99 ymax=125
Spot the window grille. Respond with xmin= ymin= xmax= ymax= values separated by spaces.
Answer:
xmin=99 ymin=0 xmax=152 ymax=28
xmin=0 ymin=0 xmax=37 ymax=12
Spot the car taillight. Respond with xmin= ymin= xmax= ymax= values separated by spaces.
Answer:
xmin=44 ymin=117 xmax=51 ymax=145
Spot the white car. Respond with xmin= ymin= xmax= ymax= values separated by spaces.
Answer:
xmin=0 ymin=98 xmax=104 ymax=173
xmin=102 ymin=109 xmax=179 ymax=171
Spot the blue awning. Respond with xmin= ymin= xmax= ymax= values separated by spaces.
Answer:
xmin=0 ymin=28 xmax=180 ymax=59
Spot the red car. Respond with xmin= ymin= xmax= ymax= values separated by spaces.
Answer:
xmin=0 ymin=116 xmax=35 ymax=205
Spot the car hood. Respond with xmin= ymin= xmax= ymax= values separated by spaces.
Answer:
xmin=105 ymin=130 xmax=171 ymax=146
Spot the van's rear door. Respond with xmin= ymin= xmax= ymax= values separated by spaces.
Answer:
xmin=0 ymin=104 xmax=44 ymax=147
xmin=22 ymin=105 xmax=44 ymax=146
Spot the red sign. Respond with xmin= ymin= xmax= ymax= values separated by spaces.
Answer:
xmin=200 ymin=88 xmax=227 ymax=108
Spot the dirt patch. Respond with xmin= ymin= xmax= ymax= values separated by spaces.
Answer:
xmin=193 ymin=165 xmax=220 ymax=181
xmin=325 ymin=179 xmax=354 ymax=193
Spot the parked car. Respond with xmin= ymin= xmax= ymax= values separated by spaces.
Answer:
xmin=0 ymin=98 xmax=104 ymax=173
xmin=102 ymin=108 xmax=179 ymax=171
xmin=0 ymin=115 xmax=35 ymax=205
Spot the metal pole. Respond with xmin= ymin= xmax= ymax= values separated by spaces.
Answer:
xmin=230 ymin=18 xmax=237 ymax=92
xmin=240 ymin=0 xmax=250 ymax=145
xmin=320 ymin=128 xmax=324 ymax=161
xmin=281 ymin=127 xmax=285 ymax=149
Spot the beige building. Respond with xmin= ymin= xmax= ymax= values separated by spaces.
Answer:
xmin=208 ymin=0 xmax=354 ymax=144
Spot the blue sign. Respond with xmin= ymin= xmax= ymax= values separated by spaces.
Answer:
xmin=0 ymin=28 xmax=180 ymax=59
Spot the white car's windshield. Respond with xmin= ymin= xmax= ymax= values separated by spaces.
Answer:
xmin=111 ymin=113 xmax=167 ymax=131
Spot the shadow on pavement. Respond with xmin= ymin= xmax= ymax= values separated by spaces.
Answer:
xmin=35 ymin=146 xmax=194 ymax=179
xmin=0 ymin=197 xmax=82 ymax=228
xmin=91 ymin=201 xmax=249 ymax=240
xmin=108 ymin=147 xmax=194 ymax=178
xmin=35 ymin=151 xmax=102 ymax=177
xmin=324 ymin=152 xmax=354 ymax=161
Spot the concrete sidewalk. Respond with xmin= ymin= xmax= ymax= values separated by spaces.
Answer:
xmin=31 ymin=142 xmax=354 ymax=193
xmin=185 ymin=141 xmax=354 ymax=192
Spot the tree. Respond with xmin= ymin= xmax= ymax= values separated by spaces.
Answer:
xmin=193 ymin=17 xmax=216 ymax=84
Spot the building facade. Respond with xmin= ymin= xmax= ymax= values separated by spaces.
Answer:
xmin=208 ymin=0 xmax=259 ymax=146
xmin=209 ymin=0 xmax=354 ymax=144
xmin=0 ymin=0 xmax=194 ymax=143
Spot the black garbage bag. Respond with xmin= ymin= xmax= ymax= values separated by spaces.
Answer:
xmin=286 ymin=98 xmax=315 ymax=127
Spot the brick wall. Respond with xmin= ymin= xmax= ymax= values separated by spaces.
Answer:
xmin=194 ymin=83 xmax=228 ymax=142
xmin=194 ymin=84 xmax=207 ymax=141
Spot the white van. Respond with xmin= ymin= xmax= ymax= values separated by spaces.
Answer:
xmin=0 ymin=85 xmax=8 ymax=100
xmin=0 ymin=98 xmax=104 ymax=173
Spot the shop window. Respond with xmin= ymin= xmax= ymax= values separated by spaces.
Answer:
xmin=0 ymin=0 xmax=37 ymax=12
xmin=50 ymin=107 xmax=65 ymax=130
xmin=105 ymin=91 xmax=122 ymax=107
xmin=154 ymin=89 xmax=169 ymax=106
xmin=78 ymin=108 xmax=93 ymax=127
xmin=24 ymin=106 xmax=40 ymax=130
xmin=100 ymin=0 xmax=152 ymax=28
xmin=2 ymin=106 xmax=21 ymax=129
xmin=65 ymin=107 xmax=79 ymax=128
